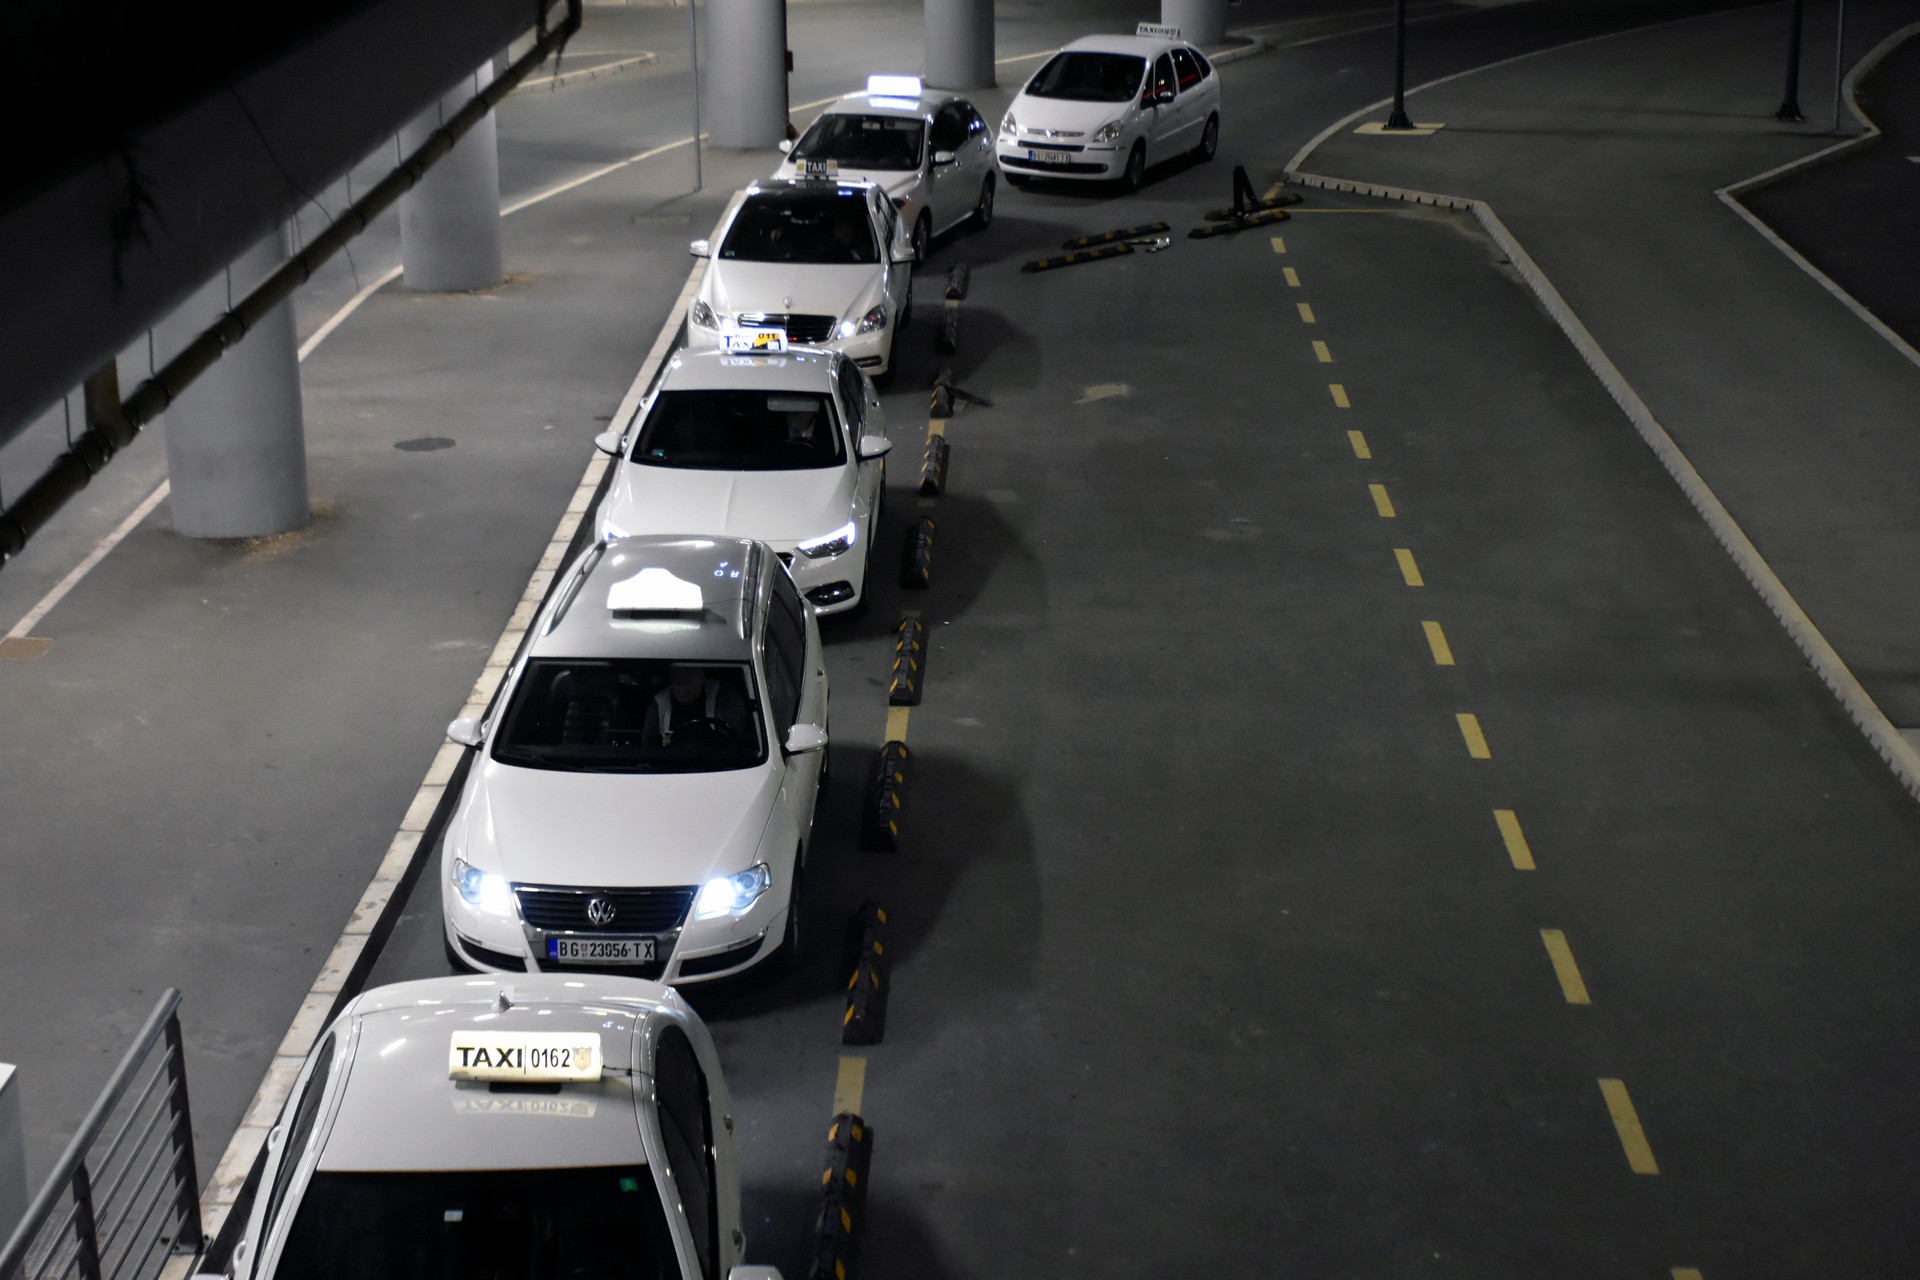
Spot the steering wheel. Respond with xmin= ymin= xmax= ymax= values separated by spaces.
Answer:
xmin=669 ymin=717 xmax=739 ymax=750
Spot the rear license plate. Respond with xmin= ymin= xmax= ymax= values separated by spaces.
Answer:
xmin=549 ymin=937 xmax=657 ymax=964
xmin=1027 ymin=148 xmax=1071 ymax=164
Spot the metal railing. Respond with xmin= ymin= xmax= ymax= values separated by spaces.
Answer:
xmin=0 ymin=991 xmax=202 ymax=1280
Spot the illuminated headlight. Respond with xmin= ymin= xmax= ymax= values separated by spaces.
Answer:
xmin=693 ymin=864 xmax=772 ymax=919
xmin=837 ymin=305 xmax=887 ymax=340
xmin=690 ymin=298 xmax=718 ymax=329
xmin=796 ymin=521 xmax=857 ymax=559
xmin=452 ymin=858 xmax=513 ymax=914
xmin=1000 ymin=109 xmax=1019 ymax=137
xmin=1091 ymin=120 xmax=1124 ymax=144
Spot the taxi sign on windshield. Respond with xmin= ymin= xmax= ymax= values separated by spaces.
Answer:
xmin=722 ymin=330 xmax=788 ymax=354
xmin=449 ymin=1031 xmax=602 ymax=1083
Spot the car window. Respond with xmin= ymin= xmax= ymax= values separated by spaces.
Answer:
xmin=270 ymin=1166 xmax=681 ymax=1280
xmin=835 ymin=360 xmax=866 ymax=430
xmin=264 ymin=1033 xmax=335 ymax=1240
xmin=1152 ymin=54 xmax=1176 ymax=99
xmin=653 ymin=1028 xmax=718 ymax=1280
xmin=1171 ymin=48 xmax=1202 ymax=93
xmin=930 ymin=105 xmax=966 ymax=152
xmin=964 ymin=104 xmax=988 ymax=136
xmin=492 ymin=659 xmax=767 ymax=773
xmin=1024 ymin=52 xmax=1146 ymax=103
xmin=720 ymin=192 xmax=877 ymax=264
xmin=789 ymin=113 xmax=923 ymax=171
xmin=1190 ymin=48 xmax=1213 ymax=78
xmin=633 ymin=390 xmax=845 ymax=470
xmin=763 ymin=575 xmax=806 ymax=741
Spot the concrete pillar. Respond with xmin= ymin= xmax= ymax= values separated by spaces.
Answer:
xmin=399 ymin=62 xmax=504 ymax=292
xmin=925 ymin=0 xmax=995 ymax=90
xmin=0 ymin=1064 xmax=25 ymax=1246
xmin=705 ymin=0 xmax=788 ymax=149
xmin=159 ymin=228 xmax=309 ymax=539
xmin=1163 ymin=0 xmax=1229 ymax=46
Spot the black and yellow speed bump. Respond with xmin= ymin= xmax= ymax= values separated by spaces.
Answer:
xmin=1187 ymin=207 xmax=1291 ymax=238
xmin=917 ymin=434 xmax=950 ymax=497
xmin=898 ymin=516 xmax=934 ymax=590
xmin=1020 ymin=242 xmax=1135 ymax=273
xmin=888 ymin=617 xmax=928 ymax=705
xmin=806 ymin=1113 xmax=874 ymax=1280
xmin=1060 ymin=221 xmax=1170 ymax=249
xmin=936 ymin=298 xmax=961 ymax=354
xmin=842 ymin=903 xmax=891 ymax=1046
xmin=1204 ymin=192 xmax=1302 ymax=221
xmin=860 ymin=741 xmax=910 ymax=851
xmin=944 ymin=262 xmax=971 ymax=300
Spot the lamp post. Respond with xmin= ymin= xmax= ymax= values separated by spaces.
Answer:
xmin=1776 ymin=0 xmax=1805 ymax=122
xmin=1385 ymin=0 xmax=1414 ymax=130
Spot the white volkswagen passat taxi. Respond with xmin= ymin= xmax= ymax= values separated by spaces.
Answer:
xmin=687 ymin=177 xmax=914 ymax=380
xmin=774 ymin=75 xmax=996 ymax=264
xmin=439 ymin=536 xmax=828 ymax=983
xmin=231 ymin=974 xmax=780 ymax=1280
xmin=997 ymin=27 xmax=1222 ymax=191
xmin=595 ymin=342 xmax=890 ymax=617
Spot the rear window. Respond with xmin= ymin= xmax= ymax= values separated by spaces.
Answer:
xmin=720 ymin=193 xmax=877 ymax=264
xmin=633 ymin=390 xmax=844 ymax=471
xmin=1024 ymin=52 xmax=1146 ymax=103
xmin=792 ymin=113 xmax=923 ymax=171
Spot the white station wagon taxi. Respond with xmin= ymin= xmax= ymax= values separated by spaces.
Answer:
xmin=232 ymin=975 xmax=780 ymax=1280
xmin=997 ymin=26 xmax=1222 ymax=191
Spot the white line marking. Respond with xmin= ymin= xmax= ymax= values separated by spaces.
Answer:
xmin=297 ymin=266 xmax=403 ymax=361
xmin=4 ymin=483 xmax=172 ymax=640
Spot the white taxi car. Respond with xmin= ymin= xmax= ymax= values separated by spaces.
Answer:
xmin=774 ymin=75 xmax=996 ymax=265
xmin=440 ymin=535 xmax=828 ymax=983
xmin=688 ymin=176 xmax=914 ymax=380
xmin=997 ymin=27 xmax=1222 ymax=191
xmin=231 ymin=975 xmax=780 ymax=1280
xmin=595 ymin=341 xmax=890 ymax=617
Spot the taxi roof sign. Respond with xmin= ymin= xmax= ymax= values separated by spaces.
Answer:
xmin=722 ymin=329 xmax=788 ymax=354
xmin=449 ymin=1030 xmax=602 ymax=1083
xmin=1136 ymin=22 xmax=1181 ymax=39
xmin=607 ymin=566 xmax=706 ymax=613
xmin=866 ymin=74 xmax=922 ymax=99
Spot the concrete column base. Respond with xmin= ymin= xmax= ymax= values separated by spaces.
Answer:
xmin=925 ymin=0 xmax=995 ymax=89
xmin=399 ymin=62 xmax=505 ymax=292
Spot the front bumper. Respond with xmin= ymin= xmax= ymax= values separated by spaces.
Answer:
xmin=997 ymin=140 xmax=1124 ymax=179
xmin=685 ymin=317 xmax=894 ymax=374
xmin=774 ymin=540 xmax=868 ymax=616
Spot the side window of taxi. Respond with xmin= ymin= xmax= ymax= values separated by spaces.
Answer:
xmin=1151 ymin=53 xmax=1176 ymax=99
xmin=931 ymin=104 xmax=967 ymax=154
xmin=654 ymin=1027 xmax=719 ymax=1280
xmin=265 ymin=1032 xmax=335 ymax=1232
xmin=964 ymin=104 xmax=989 ymax=137
xmin=764 ymin=572 xmax=807 ymax=740
xmin=1171 ymin=48 xmax=1202 ymax=93
xmin=835 ymin=359 xmax=867 ymax=432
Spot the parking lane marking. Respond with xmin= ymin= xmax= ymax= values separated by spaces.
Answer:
xmin=885 ymin=706 xmax=911 ymax=743
xmin=1368 ymin=483 xmax=1395 ymax=517
xmin=1297 ymin=302 xmax=1315 ymax=323
xmin=1283 ymin=267 xmax=1301 ymax=287
xmin=1421 ymin=620 xmax=1454 ymax=666
xmin=1598 ymin=1079 xmax=1660 ymax=1174
xmin=1539 ymin=929 xmax=1591 ymax=1004
xmin=1313 ymin=340 xmax=1333 ymax=363
xmin=833 ymin=1056 xmax=868 ymax=1116
xmin=1329 ymin=383 xmax=1350 ymax=408
xmin=1394 ymin=547 xmax=1423 ymax=586
xmin=1456 ymin=713 xmax=1490 ymax=759
xmin=1493 ymin=809 xmax=1535 ymax=869
xmin=1672 ymin=1270 xmax=1705 ymax=1280
xmin=1348 ymin=430 xmax=1371 ymax=459
xmin=1270 ymin=236 xmax=1287 ymax=254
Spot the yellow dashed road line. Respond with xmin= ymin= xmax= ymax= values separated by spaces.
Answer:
xmin=1421 ymin=620 xmax=1455 ymax=666
xmin=885 ymin=706 xmax=911 ymax=743
xmin=1297 ymin=302 xmax=1316 ymax=323
xmin=1329 ymin=384 xmax=1350 ymax=408
xmin=1348 ymin=430 xmax=1371 ymax=459
xmin=1493 ymin=809 xmax=1535 ymax=870
xmin=1313 ymin=340 xmax=1333 ymax=363
xmin=1456 ymin=712 xmax=1491 ymax=759
xmin=1283 ymin=266 xmax=1301 ymax=287
xmin=1270 ymin=236 xmax=1287 ymax=254
xmin=1539 ymin=929 xmax=1592 ymax=1004
xmin=1368 ymin=483 xmax=1395 ymax=518
xmin=833 ymin=1056 xmax=867 ymax=1115
xmin=1598 ymin=1078 xmax=1660 ymax=1174
xmin=1394 ymin=547 xmax=1423 ymax=586
xmin=1672 ymin=1269 xmax=1705 ymax=1280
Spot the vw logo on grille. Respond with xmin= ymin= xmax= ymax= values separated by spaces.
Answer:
xmin=585 ymin=896 xmax=617 ymax=927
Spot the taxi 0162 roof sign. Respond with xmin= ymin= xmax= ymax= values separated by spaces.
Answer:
xmin=1136 ymin=22 xmax=1181 ymax=39
xmin=449 ymin=1030 xmax=603 ymax=1083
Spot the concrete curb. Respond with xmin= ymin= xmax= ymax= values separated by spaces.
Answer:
xmin=1285 ymin=167 xmax=1920 ymax=808
xmin=515 ymin=51 xmax=659 ymax=93
xmin=1209 ymin=36 xmax=1271 ymax=68
xmin=1714 ymin=21 xmax=1920 ymax=377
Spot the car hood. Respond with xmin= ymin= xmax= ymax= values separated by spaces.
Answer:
xmin=455 ymin=757 xmax=779 ymax=887
xmin=601 ymin=464 xmax=852 ymax=546
xmin=704 ymin=261 xmax=882 ymax=323
xmin=1010 ymin=94 xmax=1134 ymax=136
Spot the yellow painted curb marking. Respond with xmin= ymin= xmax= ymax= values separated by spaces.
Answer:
xmin=1270 ymin=236 xmax=1287 ymax=254
xmin=1540 ymin=929 xmax=1591 ymax=1004
xmin=1672 ymin=1270 xmax=1705 ymax=1280
xmin=1369 ymin=483 xmax=1395 ymax=518
xmin=1422 ymin=621 xmax=1454 ymax=666
xmin=885 ymin=706 xmax=911 ymax=743
xmin=926 ymin=418 xmax=946 ymax=438
xmin=1598 ymin=1078 xmax=1659 ymax=1174
xmin=1283 ymin=266 xmax=1301 ymax=288
xmin=1297 ymin=302 xmax=1316 ymax=323
xmin=1263 ymin=182 xmax=1284 ymax=201
xmin=1329 ymin=384 xmax=1350 ymax=408
xmin=1348 ymin=430 xmax=1371 ymax=460
xmin=1394 ymin=547 xmax=1423 ymax=586
xmin=1313 ymin=340 xmax=1333 ymax=363
xmin=1456 ymin=712 xmax=1490 ymax=759
xmin=1493 ymin=809 xmax=1534 ymax=870
xmin=833 ymin=1056 xmax=867 ymax=1116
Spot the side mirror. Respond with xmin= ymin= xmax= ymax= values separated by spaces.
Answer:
xmin=932 ymin=149 xmax=958 ymax=166
xmin=689 ymin=238 xmax=711 ymax=258
xmin=593 ymin=430 xmax=625 ymax=458
xmin=784 ymin=723 xmax=828 ymax=755
xmin=447 ymin=716 xmax=485 ymax=748
xmin=1156 ymin=88 xmax=1176 ymax=105
xmin=856 ymin=435 xmax=892 ymax=461
xmin=777 ymin=139 xmax=793 ymax=154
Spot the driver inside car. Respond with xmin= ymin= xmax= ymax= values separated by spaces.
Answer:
xmin=641 ymin=663 xmax=752 ymax=749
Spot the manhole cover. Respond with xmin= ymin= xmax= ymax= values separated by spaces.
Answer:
xmin=394 ymin=436 xmax=455 ymax=452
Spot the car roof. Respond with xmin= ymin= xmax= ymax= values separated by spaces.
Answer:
xmin=531 ymin=536 xmax=765 ymax=663
xmin=654 ymin=347 xmax=840 ymax=394
xmin=317 ymin=976 xmax=690 ymax=1172
xmin=819 ymin=89 xmax=964 ymax=120
xmin=1059 ymin=34 xmax=1186 ymax=57
xmin=743 ymin=176 xmax=881 ymax=201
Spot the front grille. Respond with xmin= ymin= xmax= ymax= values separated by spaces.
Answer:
xmin=1016 ymin=140 xmax=1087 ymax=152
xmin=736 ymin=312 xmax=837 ymax=343
xmin=514 ymin=884 xmax=698 ymax=933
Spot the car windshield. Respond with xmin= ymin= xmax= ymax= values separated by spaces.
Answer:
xmin=1024 ymin=52 xmax=1146 ymax=103
xmin=492 ymin=659 xmax=766 ymax=773
xmin=269 ymin=1166 xmax=680 ymax=1280
xmin=632 ymin=390 xmax=844 ymax=470
xmin=720 ymin=192 xmax=877 ymax=264
xmin=792 ymin=113 xmax=924 ymax=171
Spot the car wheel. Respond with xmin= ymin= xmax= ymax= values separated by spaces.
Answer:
xmin=1197 ymin=113 xmax=1219 ymax=160
xmin=912 ymin=212 xmax=932 ymax=267
xmin=1120 ymin=142 xmax=1147 ymax=193
xmin=971 ymin=173 xmax=995 ymax=230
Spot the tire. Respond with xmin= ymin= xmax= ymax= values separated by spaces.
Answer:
xmin=1196 ymin=113 xmax=1219 ymax=160
xmin=911 ymin=213 xmax=932 ymax=266
xmin=971 ymin=173 xmax=995 ymax=230
xmin=1120 ymin=142 xmax=1147 ymax=193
